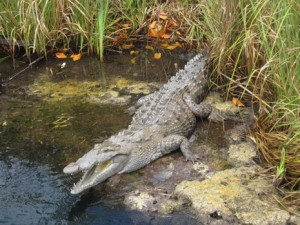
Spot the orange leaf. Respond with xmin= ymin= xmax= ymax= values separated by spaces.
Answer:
xmin=149 ymin=21 xmax=157 ymax=29
xmin=165 ymin=45 xmax=178 ymax=50
xmin=158 ymin=12 xmax=168 ymax=20
xmin=121 ymin=43 xmax=134 ymax=49
xmin=131 ymin=57 xmax=137 ymax=64
xmin=232 ymin=97 xmax=245 ymax=107
xmin=161 ymin=33 xmax=172 ymax=39
xmin=173 ymin=42 xmax=182 ymax=47
xmin=130 ymin=50 xmax=139 ymax=55
xmin=149 ymin=28 xmax=159 ymax=37
xmin=121 ymin=20 xmax=131 ymax=28
xmin=153 ymin=52 xmax=161 ymax=59
xmin=145 ymin=45 xmax=154 ymax=50
xmin=170 ymin=20 xmax=178 ymax=27
xmin=55 ymin=52 xmax=67 ymax=59
xmin=70 ymin=53 xmax=82 ymax=61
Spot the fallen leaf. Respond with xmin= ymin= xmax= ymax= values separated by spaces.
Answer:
xmin=160 ymin=43 xmax=169 ymax=47
xmin=170 ymin=20 xmax=178 ymax=27
xmin=145 ymin=45 xmax=154 ymax=50
xmin=130 ymin=50 xmax=139 ymax=55
xmin=158 ymin=12 xmax=168 ymax=20
xmin=121 ymin=20 xmax=132 ymax=28
xmin=70 ymin=53 xmax=82 ymax=61
xmin=165 ymin=45 xmax=178 ymax=50
xmin=55 ymin=52 xmax=67 ymax=59
xmin=149 ymin=28 xmax=159 ymax=37
xmin=154 ymin=52 xmax=161 ymax=59
xmin=173 ymin=42 xmax=182 ymax=47
xmin=161 ymin=33 xmax=172 ymax=39
xmin=162 ymin=42 xmax=182 ymax=50
xmin=232 ymin=97 xmax=245 ymax=107
xmin=131 ymin=57 xmax=137 ymax=64
xmin=149 ymin=21 xmax=157 ymax=29
xmin=121 ymin=43 xmax=134 ymax=49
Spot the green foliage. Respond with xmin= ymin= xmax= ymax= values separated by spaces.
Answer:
xmin=96 ymin=0 xmax=109 ymax=62
xmin=197 ymin=0 xmax=299 ymax=193
xmin=276 ymin=147 xmax=286 ymax=181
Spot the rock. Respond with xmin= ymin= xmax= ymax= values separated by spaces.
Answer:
xmin=227 ymin=141 xmax=257 ymax=166
xmin=204 ymin=92 xmax=241 ymax=115
xmin=124 ymin=191 xmax=157 ymax=211
xmin=152 ymin=163 xmax=174 ymax=182
xmin=102 ymin=95 xmax=132 ymax=105
xmin=192 ymin=162 xmax=210 ymax=176
xmin=174 ymin=166 xmax=293 ymax=225
xmin=124 ymin=190 xmax=180 ymax=215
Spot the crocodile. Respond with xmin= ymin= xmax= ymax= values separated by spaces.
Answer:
xmin=63 ymin=52 xmax=216 ymax=194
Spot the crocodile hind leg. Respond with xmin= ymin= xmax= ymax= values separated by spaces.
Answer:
xmin=160 ymin=134 xmax=200 ymax=163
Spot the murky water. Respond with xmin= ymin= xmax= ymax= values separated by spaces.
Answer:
xmin=0 ymin=53 xmax=201 ymax=225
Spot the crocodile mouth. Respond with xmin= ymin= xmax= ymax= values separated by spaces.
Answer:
xmin=71 ymin=160 xmax=114 ymax=194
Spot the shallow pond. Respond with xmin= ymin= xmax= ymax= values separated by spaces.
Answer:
xmin=0 ymin=52 xmax=202 ymax=225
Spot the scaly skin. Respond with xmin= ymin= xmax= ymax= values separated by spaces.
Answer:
xmin=64 ymin=52 xmax=213 ymax=194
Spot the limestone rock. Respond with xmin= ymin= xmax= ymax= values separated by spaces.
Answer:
xmin=124 ymin=191 xmax=156 ymax=211
xmin=227 ymin=141 xmax=257 ymax=166
xmin=175 ymin=166 xmax=292 ymax=225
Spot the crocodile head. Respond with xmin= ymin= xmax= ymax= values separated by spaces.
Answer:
xmin=63 ymin=144 xmax=128 ymax=194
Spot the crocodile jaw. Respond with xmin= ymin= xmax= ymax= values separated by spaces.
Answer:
xmin=70 ymin=156 xmax=127 ymax=194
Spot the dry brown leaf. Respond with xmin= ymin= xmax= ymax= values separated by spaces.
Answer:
xmin=70 ymin=53 xmax=82 ymax=61
xmin=170 ymin=20 xmax=178 ymax=27
xmin=232 ymin=97 xmax=245 ymax=107
xmin=154 ymin=52 xmax=162 ymax=59
xmin=131 ymin=57 xmax=137 ymax=64
xmin=121 ymin=43 xmax=134 ymax=49
xmin=161 ymin=33 xmax=172 ymax=39
xmin=149 ymin=21 xmax=157 ymax=29
xmin=173 ymin=42 xmax=182 ymax=47
xmin=149 ymin=28 xmax=160 ymax=37
xmin=162 ymin=42 xmax=182 ymax=50
xmin=130 ymin=50 xmax=139 ymax=55
xmin=55 ymin=52 xmax=67 ymax=59
xmin=166 ymin=45 xmax=178 ymax=50
xmin=158 ymin=12 xmax=168 ymax=20
xmin=160 ymin=43 xmax=168 ymax=47
xmin=145 ymin=45 xmax=154 ymax=50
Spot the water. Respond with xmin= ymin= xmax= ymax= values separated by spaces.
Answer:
xmin=0 ymin=53 xmax=201 ymax=225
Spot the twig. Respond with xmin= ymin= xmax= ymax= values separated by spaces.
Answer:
xmin=7 ymin=56 xmax=45 ymax=81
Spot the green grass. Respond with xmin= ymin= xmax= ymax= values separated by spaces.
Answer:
xmin=197 ymin=0 xmax=299 ymax=210
xmin=96 ymin=0 xmax=109 ymax=62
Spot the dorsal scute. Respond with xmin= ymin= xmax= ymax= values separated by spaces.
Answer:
xmin=149 ymin=52 xmax=207 ymax=100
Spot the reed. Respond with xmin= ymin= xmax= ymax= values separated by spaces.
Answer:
xmin=196 ymin=0 xmax=299 ymax=210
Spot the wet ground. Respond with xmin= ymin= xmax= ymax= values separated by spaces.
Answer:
xmin=0 ymin=51 xmax=205 ymax=225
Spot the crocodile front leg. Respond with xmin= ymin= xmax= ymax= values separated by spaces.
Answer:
xmin=159 ymin=134 xmax=200 ymax=163
xmin=183 ymin=94 xmax=212 ymax=118
xmin=183 ymin=94 xmax=225 ymax=121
